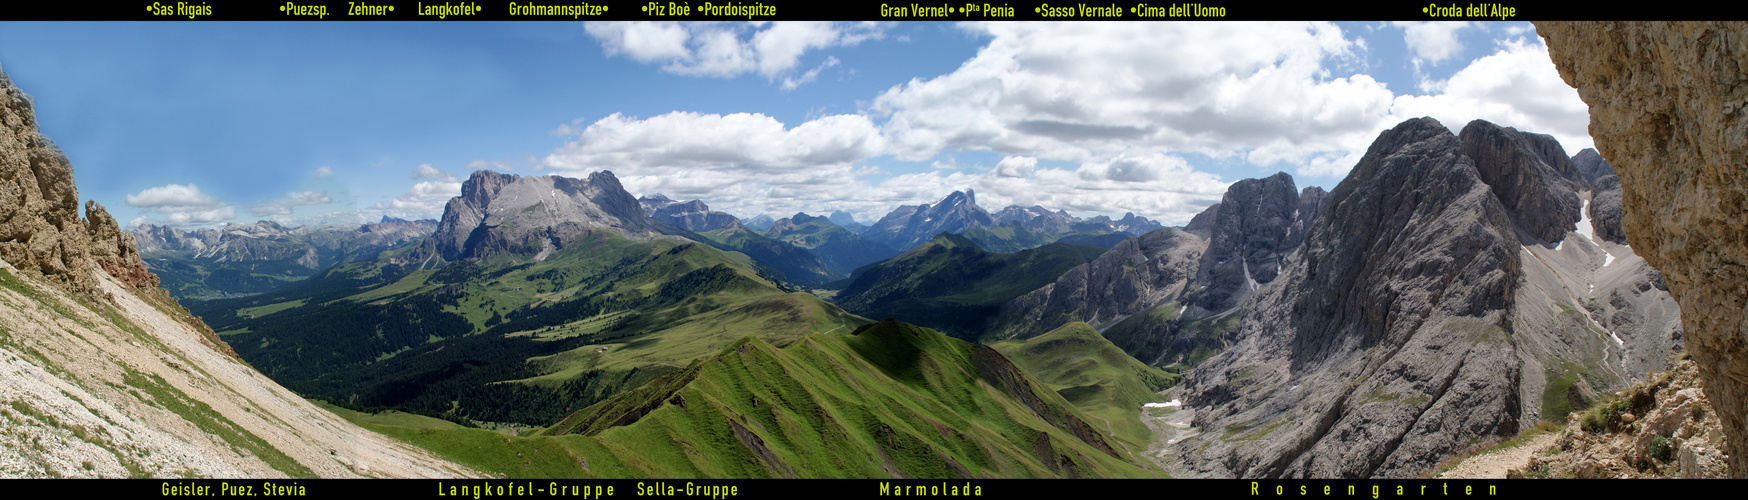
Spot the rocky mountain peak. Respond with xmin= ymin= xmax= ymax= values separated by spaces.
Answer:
xmin=422 ymin=169 xmax=669 ymax=262
xmin=1572 ymin=148 xmax=1616 ymax=183
xmin=1173 ymin=117 xmax=1536 ymax=477
xmin=863 ymin=190 xmax=996 ymax=251
xmin=1190 ymin=171 xmax=1304 ymax=312
xmin=743 ymin=214 xmax=775 ymax=231
xmin=637 ymin=193 xmax=676 ymax=216
xmin=946 ymin=189 xmax=974 ymax=206
xmin=1458 ymin=119 xmax=1583 ymax=243
xmin=826 ymin=210 xmax=858 ymax=227
xmin=0 ymin=69 xmax=154 ymax=293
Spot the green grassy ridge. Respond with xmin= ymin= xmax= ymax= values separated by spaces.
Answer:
xmin=832 ymin=234 xmax=1105 ymax=339
xmin=198 ymin=230 xmax=870 ymax=426
xmin=989 ymin=322 xmax=1179 ymax=450
xmin=521 ymin=319 xmax=1156 ymax=478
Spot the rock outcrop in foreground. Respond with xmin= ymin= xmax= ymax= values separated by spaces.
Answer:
xmin=1510 ymin=357 xmax=1729 ymax=479
xmin=0 ymin=70 xmax=154 ymax=295
xmin=1538 ymin=21 xmax=1748 ymax=477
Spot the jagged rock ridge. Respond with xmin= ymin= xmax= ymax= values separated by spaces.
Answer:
xmin=1572 ymin=148 xmax=1617 ymax=183
xmin=863 ymin=189 xmax=1165 ymax=253
xmin=1538 ymin=21 xmax=1748 ymax=477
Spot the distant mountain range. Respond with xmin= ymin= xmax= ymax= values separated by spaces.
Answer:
xmin=858 ymin=189 xmax=1164 ymax=252
xmin=124 ymin=121 xmax=1680 ymax=480
xmin=762 ymin=212 xmax=896 ymax=276
xmin=132 ymin=217 xmax=436 ymax=299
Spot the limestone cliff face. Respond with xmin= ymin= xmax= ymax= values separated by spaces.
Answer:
xmin=1589 ymin=175 xmax=1628 ymax=244
xmin=0 ymin=69 xmax=154 ymax=294
xmin=1459 ymin=120 xmax=1583 ymax=243
xmin=1538 ymin=21 xmax=1748 ymax=477
xmin=1193 ymin=172 xmax=1304 ymax=312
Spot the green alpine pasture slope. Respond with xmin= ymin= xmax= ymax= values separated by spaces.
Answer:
xmin=990 ymin=322 xmax=1179 ymax=452
xmin=348 ymin=319 xmax=1162 ymax=478
xmin=194 ymin=230 xmax=865 ymax=427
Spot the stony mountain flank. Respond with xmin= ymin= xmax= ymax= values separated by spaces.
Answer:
xmin=1538 ymin=21 xmax=1748 ymax=477
xmin=0 ymin=68 xmax=476 ymax=478
xmin=987 ymin=173 xmax=1324 ymax=370
xmin=1165 ymin=117 xmax=1682 ymax=478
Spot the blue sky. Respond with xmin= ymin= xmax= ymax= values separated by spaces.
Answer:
xmin=0 ymin=21 xmax=1589 ymax=228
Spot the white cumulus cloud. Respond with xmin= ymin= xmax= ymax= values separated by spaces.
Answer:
xmin=251 ymin=191 xmax=334 ymax=217
xmin=125 ymin=183 xmax=219 ymax=208
xmin=412 ymin=163 xmax=449 ymax=180
xmin=1393 ymin=21 xmax=1472 ymax=65
xmin=585 ymin=21 xmax=883 ymax=86
xmin=367 ymin=168 xmax=462 ymax=220
xmin=125 ymin=183 xmax=238 ymax=227
xmin=871 ymin=22 xmax=1393 ymax=174
xmin=544 ymin=111 xmax=885 ymax=173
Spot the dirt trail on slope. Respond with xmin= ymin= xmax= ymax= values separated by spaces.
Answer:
xmin=1435 ymin=433 xmax=1558 ymax=479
